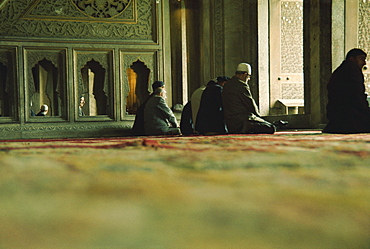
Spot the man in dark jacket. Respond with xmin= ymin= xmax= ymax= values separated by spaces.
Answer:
xmin=222 ymin=63 xmax=275 ymax=134
xmin=195 ymin=76 xmax=229 ymax=135
xmin=323 ymin=48 xmax=370 ymax=133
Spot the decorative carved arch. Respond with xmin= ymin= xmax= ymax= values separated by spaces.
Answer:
xmin=77 ymin=52 xmax=110 ymax=97
xmin=121 ymin=52 xmax=154 ymax=99
xmin=27 ymin=51 xmax=60 ymax=99
xmin=125 ymin=60 xmax=151 ymax=114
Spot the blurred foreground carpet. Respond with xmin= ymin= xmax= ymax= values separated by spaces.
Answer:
xmin=0 ymin=131 xmax=369 ymax=249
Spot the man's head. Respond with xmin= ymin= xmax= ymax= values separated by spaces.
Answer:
xmin=346 ymin=48 xmax=367 ymax=69
xmin=235 ymin=63 xmax=252 ymax=82
xmin=152 ymin=81 xmax=165 ymax=92
xmin=216 ymin=76 xmax=230 ymax=87
xmin=153 ymin=87 xmax=167 ymax=98
xmin=79 ymin=96 xmax=85 ymax=107
xmin=40 ymin=104 xmax=48 ymax=115
xmin=41 ymin=104 xmax=48 ymax=111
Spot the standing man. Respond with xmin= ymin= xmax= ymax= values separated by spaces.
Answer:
xmin=222 ymin=63 xmax=275 ymax=134
xmin=323 ymin=48 xmax=370 ymax=133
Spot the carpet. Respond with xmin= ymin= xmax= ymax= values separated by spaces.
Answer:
xmin=0 ymin=131 xmax=369 ymax=248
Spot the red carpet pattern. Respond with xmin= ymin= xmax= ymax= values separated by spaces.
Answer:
xmin=0 ymin=131 xmax=369 ymax=248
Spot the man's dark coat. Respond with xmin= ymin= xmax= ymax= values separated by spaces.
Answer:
xmin=324 ymin=60 xmax=370 ymax=133
xmin=195 ymin=84 xmax=227 ymax=134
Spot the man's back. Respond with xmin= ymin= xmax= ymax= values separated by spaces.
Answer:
xmin=324 ymin=59 xmax=370 ymax=133
xmin=196 ymin=84 xmax=226 ymax=134
xmin=222 ymin=76 xmax=261 ymax=133
xmin=144 ymin=95 xmax=178 ymax=135
xmin=327 ymin=60 xmax=368 ymax=116
xmin=190 ymin=85 xmax=206 ymax=126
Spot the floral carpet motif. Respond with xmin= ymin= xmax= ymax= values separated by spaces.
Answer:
xmin=0 ymin=131 xmax=369 ymax=248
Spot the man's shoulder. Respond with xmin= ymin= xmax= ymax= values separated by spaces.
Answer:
xmin=146 ymin=95 xmax=160 ymax=105
xmin=331 ymin=60 xmax=362 ymax=81
xmin=224 ymin=78 xmax=246 ymax=89
xmin=191 ymin=86 xmax=206 ymax=95
xmin=334 ymin=60 xmax=358 ymax=72
xmin=205 ymin=84 xmax=222 ymax=92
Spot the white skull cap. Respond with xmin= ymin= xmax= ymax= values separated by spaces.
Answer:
xmin=41 ymin=104 xmax=48 ymax=111
xmin=236 ymin=63 xmax=252 ymax=75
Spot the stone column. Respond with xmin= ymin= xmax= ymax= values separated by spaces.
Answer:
xmin=304 ymin=0 xmax=332 ymax=128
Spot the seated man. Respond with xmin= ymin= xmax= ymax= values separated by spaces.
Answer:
xmin=195 ymin=76 xmax=230 ymax=135
xmin=131 ymin=81 xmax=165 ymax=136
xmin=144 ymin=87 xmax=180 ymax=135
xmin=36 ymin=104 xmax=48 ymax=116
xmin=323 ymin=48 xmax=370 ymax=133
xmin=222 ymin=63 xmax=275 ymax=134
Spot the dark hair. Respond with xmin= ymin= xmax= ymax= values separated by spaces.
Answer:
xmin=346 ymin=48 xmax=367 ymax=60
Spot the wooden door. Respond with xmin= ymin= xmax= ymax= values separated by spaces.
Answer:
xmin=269 ymin=0 xmax=304 ymax=115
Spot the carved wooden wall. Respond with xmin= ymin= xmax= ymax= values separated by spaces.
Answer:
xmin=0 ymin=0 xmax=167 ymax=139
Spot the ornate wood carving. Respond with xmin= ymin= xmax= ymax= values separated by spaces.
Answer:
xmin=0 ymin=0 xmax=10 ymax=10
xmin=0 ymin=124 xmax=129 ymax=132
xmin=359 ymin=0 xmax=370 ymax=94
xmin=25 ymin=50 xmax=63 ymax=99
xmin=71 ymin=0 xmax=133 ymax=18
xmin=214 ymin=0 xmax=224 ymax=76
xmin=0 ymin=0 xmax=155 ymax=41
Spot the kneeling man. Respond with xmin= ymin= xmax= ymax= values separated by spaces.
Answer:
xmin=222 ymin=63 xmax=275 ymax=134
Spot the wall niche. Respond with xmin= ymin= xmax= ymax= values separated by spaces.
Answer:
xmin=121 ymin=51 xmax=156 ymax=119
xmin=79 ymin=60 xmax=108 ymax=116
xmin=76 ymin=50 xmax=113 ymax=120
xmin=25 ymin=49 xmax=67 ymax=121
xmin=0 ymin=48 xmax=16 ymax=120
xmin=126 ymin=60 xmax=150 ymax=114
xmin=30 ymin=59 xmax=61 ymax=117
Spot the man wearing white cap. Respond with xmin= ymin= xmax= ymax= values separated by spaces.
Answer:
xmin=36 ymin=104 xmax=48 ymax=116
xmin=222 ymin=63 xmax=275 ymax=134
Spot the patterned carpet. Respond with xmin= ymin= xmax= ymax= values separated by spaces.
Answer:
xmin=1 ymin=131 xmax=369 ymax=248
